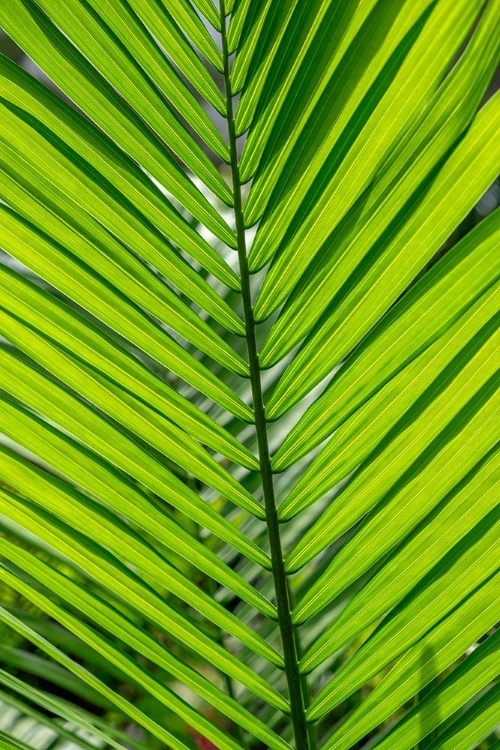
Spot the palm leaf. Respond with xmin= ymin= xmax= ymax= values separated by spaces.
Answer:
xmin=0 ymin=689 xmax=110 ymax=750
xmin=0 ymin=1 xmax=499 ymax=749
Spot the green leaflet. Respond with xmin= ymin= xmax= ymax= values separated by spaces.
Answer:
xmin=0 ymin=453 xmax=275 ymax=638
xmin=0 ymin=669 xmax=141 ymax=750
xmin=0 ymin=36 xmax=235 ymax=247
xmin=0 ymin=139 xmax=242 ymax=333
xmin=0 ymin=267 xmax=255 ymax=468
xmin=0 ymin=689 xmax=101 ymax=750
xmin=0 ymin=606 xmax=193 ymax=750
xmin=0 ymin=538 xmax=288 ymax=750
xmin=158 ymin=0 xmax=223 ymax=66
xmin=238 ymin=0 xmax=377 ymax=179
xmin=266 ymin=89 xmax=500 ymax=419
xmin=53 ymin=0 xmax=228 ymax=160
xmin=0 ymin=734 xmax=31 ymax=750
xmin=232 ymin=0 xmax=298 ymax=127
xmin=291 ymin=383 xmax=500 ymax=618
xmin=251 ymin=0 xmax=484 ymax=317
xmin=278 ymin=284 xmax=500 ymax=520
xmin=243 ymin=0 xmax=431 ymax=214
xmin=427 ymin=682 xmax=500 ymax=750
xmin=246 ymin=0 xmax=471 ymax=242
xmin=301 ymin=447 xmax=500 ymax=674
xmin=323 ymin=573 xmax=500 ymax=748
xmin=0 ymin=350 xmax=269 ymax=554
xmin=0 ymin=646 xmax=112 ymax=711
xmin=306 ymin=506 xmax=500 ymax=717
xmin=374 ymin=629 xmax=500 ymax=749
xmin=0 ymin=629 xmax=125 ymax=689
xmin=287 ymin=330 xmax=500 ymax=578
xmin=0 ymin=179 xmax=247 ymax=372
xmin=0 ymin=67 xmax=238 ymax=280
xmin=0 ymin=210 xmax=252 ymax=422
xmin=0 ymin=306 xmax=258 ymax=512
xmin=260 ymin=9 xmax=500 ymax=371
xmin=30 ymin=0 xmax=228 ymax=189
xmin=3 ymin=617 xmax=132 ymax=683
xmin=0 ymin=395 xmax=271 ymax=604
xmin=230 ymin=0 xmax=273 ymax=93
xmin=126 ymin=0 xmax=225 ymax=110
xmin=0 ymin=481 xmax=283 ymax=677
xmin=274 ymin=206 xmax=500 ymax=473
xmin=227 ymin=0 xmax=260 ymax=53
xmin=192 ymin=0 xmax=221 ymax=29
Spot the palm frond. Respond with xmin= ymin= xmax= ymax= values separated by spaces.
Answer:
xmin=0 ymin=1 xmax=499 ymax=749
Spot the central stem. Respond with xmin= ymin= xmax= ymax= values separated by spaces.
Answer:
xmin=219 ymin=6 xmax=310 ymax=748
